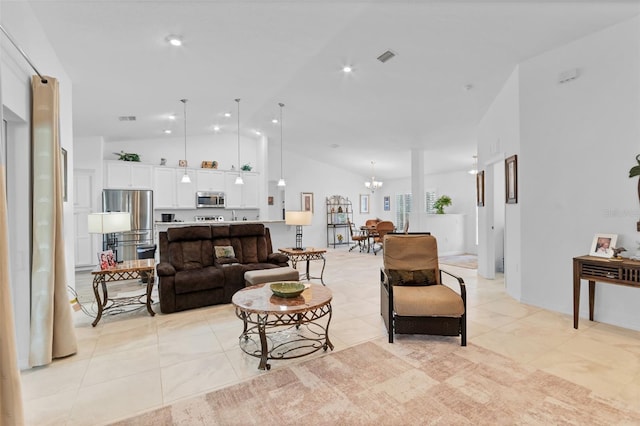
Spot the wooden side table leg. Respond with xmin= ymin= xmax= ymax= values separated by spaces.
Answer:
xmin=145 ymin=272 xmax=156 ymax=317
xmin=319 ymin=255 xmax=326 ymax=285
xmin=257 ymin=315 xmax=270 ymax=370
xmin=588 ymin=280 xmax=595 ymax=322
xmin=573 ymin=260 xmax=580 ymax=329
xmin=92 ymin=276 xmax=104 ymax=327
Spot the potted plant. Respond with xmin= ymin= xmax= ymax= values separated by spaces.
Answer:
xmin=241 ymin=163 xmax=252 ymax=171
xmin=433 ymin=195 xmax=452 ymax=214
xmin=337 ymin=234 xmax=344 ymax=243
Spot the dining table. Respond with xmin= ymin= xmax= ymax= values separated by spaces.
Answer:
xmin=360 ymin=225 xmax=379 ymax=253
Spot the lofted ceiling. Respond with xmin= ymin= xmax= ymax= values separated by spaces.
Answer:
xmin=14 ymin=0 xmax=640 ymax=180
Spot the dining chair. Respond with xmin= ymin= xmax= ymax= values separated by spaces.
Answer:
xmin=347 ymin=219 xmax=368 ymax=252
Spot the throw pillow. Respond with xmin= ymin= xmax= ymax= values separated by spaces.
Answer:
xmin=214 ymin=245 xmax=235 ymax=259
xmin=387 ymin=269 xmax=437 ymax=286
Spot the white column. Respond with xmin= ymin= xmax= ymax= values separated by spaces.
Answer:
xmin=410 ymin=148 xmax=425 ymax=231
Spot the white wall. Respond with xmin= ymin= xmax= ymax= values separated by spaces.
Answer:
xmin=2 ymin=1 xmax=75 ymax=368
xmin=477 ymin=68 xmax=520 ymax=289
xmin=478 ymin=16 xmax=640 ymax=331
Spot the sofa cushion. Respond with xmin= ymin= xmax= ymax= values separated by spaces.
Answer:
xmin=388 ymin=269 xmax=437 ymax=286
xmin=167 ymin=225 xmax=211 ymax=242
xmin=394 ymin=284 xmax=464 ymax=317
xmin=214 ymin=245 xmax=235 ymax=259
xmin=169 ymin=239 xmax=214 ymax=271
xmin=174 ymin=266 xmax=224 ymax=294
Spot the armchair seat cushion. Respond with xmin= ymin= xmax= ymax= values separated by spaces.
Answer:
xmin=174 ymin=266 xmax=224 ymax=294
xmin=394 ymin=284 xmax=464 ymax=317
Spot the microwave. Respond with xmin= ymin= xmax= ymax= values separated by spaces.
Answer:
xmin=196 ymin=191 xmax=225 ymax=208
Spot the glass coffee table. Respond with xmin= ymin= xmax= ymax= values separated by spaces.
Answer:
xmin=232 ymin=282 xmax=333 ymax=370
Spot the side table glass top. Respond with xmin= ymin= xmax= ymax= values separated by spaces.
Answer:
xmin=232 ymin=283 xmax=332 ymax=314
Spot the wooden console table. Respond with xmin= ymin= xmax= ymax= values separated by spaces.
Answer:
xmin=573 ymin=255 xmax=640 ymax=329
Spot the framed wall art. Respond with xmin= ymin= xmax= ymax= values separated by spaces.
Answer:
xmin=360 ymin=194 xmax=370 ymax=214
xmin=383 ymin=195 xmax=390 ymax=211
xmin=589 ymin=233 xmax=617 ymax=258
xmin=301 ymin=192 xmax=314 ymax=212
xmin=505 ymin=155 xmax=518 ymax=204
xmin=476 ymin=170 xmax=484 ymax=207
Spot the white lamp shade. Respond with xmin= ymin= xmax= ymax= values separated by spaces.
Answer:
xmin=285 ymin=211 xmax=312 ymax=226
xmin=277 ymin=178 xmax=286 ymax=187
xmin=88 ymin=212 xmax=131 ymax=234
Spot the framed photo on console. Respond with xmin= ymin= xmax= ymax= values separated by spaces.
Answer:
xmin=589 ymin=233 xmax=617 ymax=258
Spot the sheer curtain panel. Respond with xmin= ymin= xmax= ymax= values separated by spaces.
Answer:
xmin=29 ymin=76 xmax=77 ymax=367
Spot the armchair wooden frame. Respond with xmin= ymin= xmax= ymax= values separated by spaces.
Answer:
xmin=380 ymin=233 xmax=467 ymax=346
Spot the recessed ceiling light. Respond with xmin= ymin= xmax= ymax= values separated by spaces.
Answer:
xmin=342 ymin=66 xmax=353 ymax=73
xmin=165 ymin=35 xmax=182 ymax=47
xmin=272 ymin=119 xmax=278 ymax=124
xmin=164 ymin=129 xmax=172 ymax=134
xmin=168 ymin=114 xmax=176 ymax=120
xmin=255 ymin=130 xmax=261 ymax=136
xmin=224 ymin=112 xmax=231 ymax=118
xmin=213 ymin=125 xmax=220 ymax=132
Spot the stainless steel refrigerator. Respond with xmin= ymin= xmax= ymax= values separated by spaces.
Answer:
xmin=102 ymin=189 xmax=154 ymax=262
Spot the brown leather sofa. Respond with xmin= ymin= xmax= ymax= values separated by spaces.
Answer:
xmin=156 ymin=223 xmax=289 ymax=313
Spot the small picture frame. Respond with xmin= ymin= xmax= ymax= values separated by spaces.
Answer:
xmin=505 ymin=155 xmax=518 ymax=204
xmin=476 ymin=170 xmax=484 ymax=207
xmin=267 ymin=196 xmax=274 ymax=206
xmin=98 ymin=249 xmax=116 ymax=270
xmin=178 ymin=159 xmax=188 ymax=167
xmin=301 ymin=192 xmax=314 ymax=212
xmin=589 ymin=234 xmax=617 ymax=258
xmin=360 ymin=194 xmax=370 ymax=214
xmin=383 ymin=195 xmax=390 ymax=211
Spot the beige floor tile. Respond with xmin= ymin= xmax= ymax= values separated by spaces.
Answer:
xmin=93 ymin=323 xmax=158 ymax=356
xmin=24 ymin=389 xmax=77 ymax=426
xmin=67 ymin=370 xmax=163 ymax=426
xmin=471 ymin=329 xmax=554 ymax=364
xmin=82 ymin=344 xmax=160 ymax=386
xmin=478 ymin=297 xmax=541 ymax=319
xmin=21 ymin=358 xmax=90 ymax=401
xmin=161 ymin=352 xmax=239 ymax=403
xmin=158 ymin=330 xmax=224 ymax=368
xmin=330 ymin=317 xmax=387 ymax=345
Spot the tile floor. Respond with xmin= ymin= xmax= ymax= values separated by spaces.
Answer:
xmin=21 ymin=248 xmax=640 ymax=425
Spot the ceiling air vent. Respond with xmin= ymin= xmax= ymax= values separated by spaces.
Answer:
xmin=118 ymin=116 xmax=136 ymax=121
xmin=377 ymin=50 xmax=397 ymax=63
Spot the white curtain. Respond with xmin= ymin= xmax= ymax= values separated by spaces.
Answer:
xmin=29 ymin=76 xmax=77 ymax=367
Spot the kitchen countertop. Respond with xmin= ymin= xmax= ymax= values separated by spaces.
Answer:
xmin=155 ymin=220 xmax=285 ymax=227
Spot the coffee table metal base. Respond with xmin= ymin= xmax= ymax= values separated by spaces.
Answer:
xmin=235 ymin=304 xmax=333 ymax=370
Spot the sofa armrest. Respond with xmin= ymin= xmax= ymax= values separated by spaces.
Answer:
xmin=267 ymin=252 xmax=289 ymax=264
xmin=156 ymin=262 xmax=176 ymax=276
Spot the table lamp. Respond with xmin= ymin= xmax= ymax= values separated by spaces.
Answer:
xmin=285 ymin=211 xmax=312 ymax=250
xmin=88 ymin=212 xmax=131 ymax=262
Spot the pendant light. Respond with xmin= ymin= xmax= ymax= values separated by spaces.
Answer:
xmin=180 ymin=99 xmax=191 ymax=183
xmin=364 ymin=160 xmax=382 ymax=193
xmin=277 ymin=102 xmax=286 ymax=187
xmin=234 ymin=98 xmax=244 ymax=185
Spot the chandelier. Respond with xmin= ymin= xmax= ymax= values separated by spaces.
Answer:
xmin=364 ymin=160 xmax=383 ymax=193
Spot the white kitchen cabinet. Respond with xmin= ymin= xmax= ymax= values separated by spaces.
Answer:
xmin=105 ymin=161 xmax=153 ymax=189
xmin=196 ymin=169 xmax=225 ymax=192
xmin=224 ymin=171 xmax=259 ymax=208
xmin=154 ymin=167 xmax=196 ymax=209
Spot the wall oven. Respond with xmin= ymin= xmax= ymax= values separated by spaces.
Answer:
xmin=196 ymin=191 xmax=225 ymax=208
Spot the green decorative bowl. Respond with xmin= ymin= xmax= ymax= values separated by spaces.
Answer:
xmin=270 ymin=282 xmax=305 ymax=298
